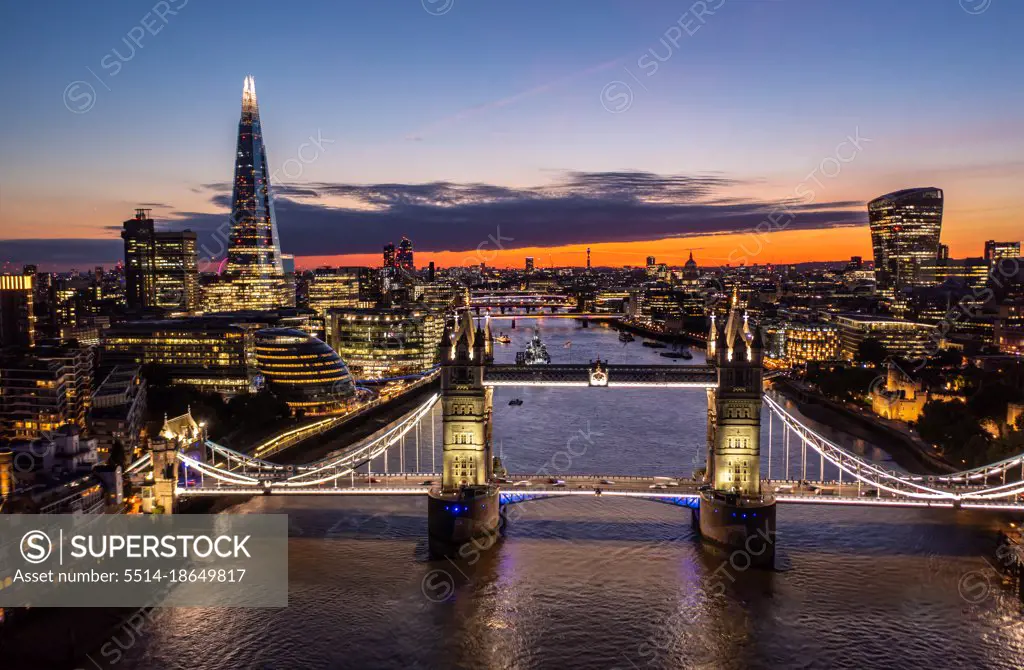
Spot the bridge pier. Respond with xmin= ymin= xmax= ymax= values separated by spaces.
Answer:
xmin=696 ymin=493 xmax=776 ymax=566
xmin=427 ymin=486 xmax=501 ymax=558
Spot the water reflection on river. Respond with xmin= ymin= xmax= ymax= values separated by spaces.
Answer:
xmin=115 ymin=318 xmax=1024 ymax=669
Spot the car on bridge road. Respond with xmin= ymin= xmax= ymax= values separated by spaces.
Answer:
xmin=649 ymin=484 xmax=667 ymax=490
xmin=599 ymin=479 xmax=615 ymax=485
xmin=513 ymin=480 xmax=533 ymax=487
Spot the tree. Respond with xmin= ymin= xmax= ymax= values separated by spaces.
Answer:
xmin=916 ymin=400 xmax=990 ymax=466
xmin=855 ymin=337 xmax=888 ymax=367
xmin=804 ymin=365 xmax=878 ymax=404
xmin=968 ymin=381 xmax=1018 ymax=422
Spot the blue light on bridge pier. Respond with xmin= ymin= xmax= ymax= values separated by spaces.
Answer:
xmin=649 ymin=496 xmax=701 ymax=510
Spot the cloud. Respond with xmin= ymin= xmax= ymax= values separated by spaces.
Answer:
xmin=2 ymin=171 xmax=869 ymax=269
xmin=170 ymin=170 xmax=867 ymax=259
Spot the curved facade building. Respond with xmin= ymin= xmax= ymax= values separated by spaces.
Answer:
xmin=254 ymin=328 xmax=355 ymax=415
xmin=868 ymin=187 xmax=944 ymax=303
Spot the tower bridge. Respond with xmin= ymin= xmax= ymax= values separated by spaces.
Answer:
xmin=138 ymin=306 xmax=1024 ymax=565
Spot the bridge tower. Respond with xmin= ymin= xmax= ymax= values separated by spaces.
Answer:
xmin=145 ymin=436 xmax=177 ymax=514
xmin=697 ymin=303 xmax=775 ymax=566
xmin=712 ymin=318 xmax=762 ymax=494
xmin=441 ymin=313 xmax=493 ymax=489
xmin=427 ymin=310 xmax=500 ymax=557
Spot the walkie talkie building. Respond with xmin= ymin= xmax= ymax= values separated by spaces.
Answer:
xmin=868 ymin=187 xmax=944 ymax=305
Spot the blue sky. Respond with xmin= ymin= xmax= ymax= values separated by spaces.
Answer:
xmin=1 ymin=0 xmax=1022 ymax=268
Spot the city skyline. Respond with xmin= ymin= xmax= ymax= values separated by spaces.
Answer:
xmin=3 ymin=4 xmax=1024 ymax=668
xmin=2 ymin=0 xmax=1024 ymax=270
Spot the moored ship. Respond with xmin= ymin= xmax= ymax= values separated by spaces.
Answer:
xmin=516 ymin=331 xmax=551 ymax=365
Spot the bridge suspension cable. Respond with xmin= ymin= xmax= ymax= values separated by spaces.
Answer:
xmin=763 ymin=394 xmax=1024 ymax=501
xmin=764 ymin=395 xmax=959 ymax=500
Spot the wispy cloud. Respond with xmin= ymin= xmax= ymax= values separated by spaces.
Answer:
xmin=404 ymin=58 xmax=623 ymax=141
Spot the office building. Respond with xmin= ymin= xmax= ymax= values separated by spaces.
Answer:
xmin=153 ymin=230 xmax=199 ymax=313
xmin=383 ymin=243 xmax=397 ymax=268
xmin=0 ymin=274 xmax=36 ymax=347
xmin=985 ymin=240 xmax=1021 ymax=262
xmin=254 ymin=328 xmax=355 ymax=415
xmin=782 ymin=323 xmax=842 ymax=366
xmin=121 ymin=209 xmax=199 ymax=313
xmin=926 ymin=256 xmax=991 ymax=290
xmin=307 ymin=267 xmax=362 ymax=317
xmin=830 ymin=313 xmax=936 ymax=361
xmin=414 ymin=278 xmax=468 ymax=312
xmin=102 ymin=319 xmax=258 ymax=396
xmin=525 ymin=257 xmax=535 ymax=273
xmin=868 ymin=187 xmax=944 ymax=299
xmin=326 ymin=307 xmax=445 ymax=378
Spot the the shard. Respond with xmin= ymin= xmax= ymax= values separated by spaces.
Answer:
xmin=206 ymin=75 xmax=293 ymax=311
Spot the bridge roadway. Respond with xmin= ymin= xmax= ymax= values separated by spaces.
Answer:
xmin=177 ymin=473 xmax=1024 ymax=510
xmin=483 ymin=364 xmax=716 ymax=387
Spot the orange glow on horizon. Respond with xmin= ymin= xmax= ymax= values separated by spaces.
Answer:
xmin=297 ymin=226 xmax=877 ymax=270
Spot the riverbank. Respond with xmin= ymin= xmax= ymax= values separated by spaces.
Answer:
xmin=771 ymin=377 xmax=956 ymax=475
xmin=271 ymin=378 xmax=439 ymax=466
xmin=612 ymin=318 xmax=707 ymax=348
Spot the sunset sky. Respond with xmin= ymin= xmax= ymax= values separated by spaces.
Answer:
xmin=2 ymin=0 xmax=1023 ymax=271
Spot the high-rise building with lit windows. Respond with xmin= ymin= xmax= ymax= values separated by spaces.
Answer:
xmin=307 ymin=267 xmax=362 ymax=317
xmin=985 ymin=240 xmax=1021 ymax=262
xmin=0 ymin=274 xmax=36 ymax=348
xmin=121 ymin=209 xmax=199 ymax=314
xmin=0 ymin=343 xmax=93 ymax=442
xmin=868 ymin=188 xmax=944 ymax=302
xmin=122 ymin=209 xmax=157 ymax=310
xmin=397 ymin=237 xmax=414 ymax=270
xmin=205 ymin=76 xmax=293 ymax=312
xmin=153 ymin=231 xmax=198 ymax=313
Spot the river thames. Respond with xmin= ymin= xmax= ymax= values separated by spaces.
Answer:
xmin=109 ymin=318 xmax=1024 ymax=669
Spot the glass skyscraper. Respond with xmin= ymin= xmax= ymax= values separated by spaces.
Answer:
xmin=205 ymin=76 xmax=292 ymax=312
xmin=397 ymin=236 xmax=414 ymax=270
xmin=868 ymin=187 xmax=944 ymax=303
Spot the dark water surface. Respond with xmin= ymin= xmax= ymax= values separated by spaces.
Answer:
xmin=112 ymin=318 xmax=1024 ymax=669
